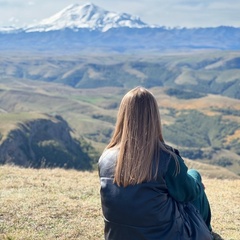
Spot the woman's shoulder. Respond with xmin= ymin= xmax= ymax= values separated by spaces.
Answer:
xmin=161 ymin=143 xmax=180 ymax=156
xmin=98 ymin=148 xmax=118 ymax=178
xmin=99 ymin=148 xmax=118 ymax=163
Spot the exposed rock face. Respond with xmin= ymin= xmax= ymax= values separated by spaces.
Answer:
xmin=0 ymin=115 xmax=93 ymax=170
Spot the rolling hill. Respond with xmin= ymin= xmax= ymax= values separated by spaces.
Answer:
xmin=0 ymin=58 xmax=239 ymax=175
xmin=0 ymin=113 xmax=95 ymax=170
xmin=0 ymin=51 xmax=240 ymax=99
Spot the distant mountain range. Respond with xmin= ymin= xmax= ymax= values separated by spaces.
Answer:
xmin=0 ymin=3 xmax=240 ymax=52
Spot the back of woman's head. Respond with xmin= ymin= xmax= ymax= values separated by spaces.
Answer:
xmin=117 ymin=86 xmax=163 ymax=145
xmin=107 ymin=87 xmax=165 ymax=186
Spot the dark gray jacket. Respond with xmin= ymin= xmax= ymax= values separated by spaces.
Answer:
xmin=98 ymin=148 xmax=212 ymax=240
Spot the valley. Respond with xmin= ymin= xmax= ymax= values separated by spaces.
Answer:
xmin=0 ymin=51 xmax=239 ymax=175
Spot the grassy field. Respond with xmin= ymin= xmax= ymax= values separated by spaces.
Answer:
xmin=0 ymin=164 xmax=239 ymax=240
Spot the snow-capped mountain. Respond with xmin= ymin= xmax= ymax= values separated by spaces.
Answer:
xmin=0 ymin=3 xmax=239 ymax=53
xmin=24 ymin=3 xmax=151 ymax=32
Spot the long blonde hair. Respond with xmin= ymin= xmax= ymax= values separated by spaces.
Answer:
xmin=106 ymin=87 xmax=178 ymax=187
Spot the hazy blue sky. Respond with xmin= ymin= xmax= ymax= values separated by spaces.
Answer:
xmin=0 ymin=0 xmax=239 ymax=28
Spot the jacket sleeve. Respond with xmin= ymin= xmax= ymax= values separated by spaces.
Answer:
xmin=165 ymin=155 xmax=201 ymax=203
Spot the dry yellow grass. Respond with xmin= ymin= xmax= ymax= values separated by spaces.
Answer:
xmin=205 ymin=179 xmax=240 ymax=240
xmin=0 ymin=165 xmax=239 ymax=240
xmin=0 ymin=166 xmax=103 ymax=240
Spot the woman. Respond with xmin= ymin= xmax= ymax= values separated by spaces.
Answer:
xmin=98 ymin=87 xmax=213 ymax=240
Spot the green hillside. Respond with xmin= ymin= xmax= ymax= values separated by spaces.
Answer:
xmin=0 ymin=113 xmax=96 ymax=170
xmin=0 ymin=51 xmax=240 ymax=98
xmin=0 ymin=51 xmax=239 ymax=174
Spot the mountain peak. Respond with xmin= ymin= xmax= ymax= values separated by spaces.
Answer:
xmin=25 ymin=2 xmax=150 ymax=32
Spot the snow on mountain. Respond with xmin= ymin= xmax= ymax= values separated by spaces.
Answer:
xmin=24 ymin=3 xmax=151 ymax=32
xmin=0 ymin=26 xmax=21 ymax=33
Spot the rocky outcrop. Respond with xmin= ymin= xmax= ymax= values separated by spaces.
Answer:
xmin=0 ymin=115 xmax=93 ymax=170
